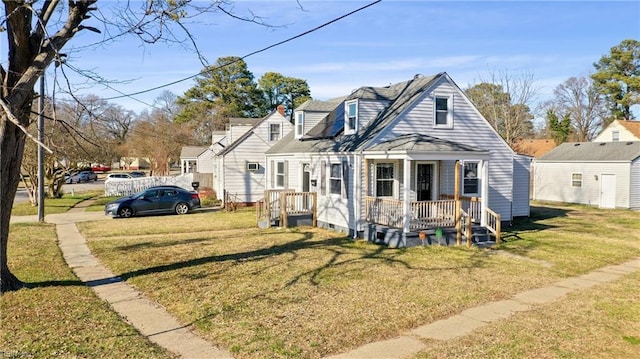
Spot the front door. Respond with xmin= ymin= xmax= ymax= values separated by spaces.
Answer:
xmin=416 ymin=163 xmax=433 ymax=201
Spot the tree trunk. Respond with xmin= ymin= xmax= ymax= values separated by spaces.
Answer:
xmin=1 ymin=116 xmax=28 ymax=293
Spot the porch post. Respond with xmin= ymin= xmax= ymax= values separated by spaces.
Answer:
xmin=403 ymin=158 xmax=411 ymax=234
xmin=480 ymin=160 xmax=489 ymax=227
xmin=455 ymin=160 xmax=461 ymax=245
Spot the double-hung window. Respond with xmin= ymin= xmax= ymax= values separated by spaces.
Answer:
xmin=269 ymin=123 xmax=281 ymax=141
xmin=571 ymin=173 xmax=582 ymax=188
xmin=434 ymin=95 xmax=453 ymax=128
xmin=375 ymin=163 xmax=394 ymax=197
xmin=345 ymin=101 xmax=357 ymax=134
xmin=463 ymin=162 xmax=479 ymax=195
xmin=295 ymin=112 xmax=304 ymax=138
xmin=329 ymin=163 xmax=342 ymax=195
xmin=276 ymin=162 xmax=286 ymax=188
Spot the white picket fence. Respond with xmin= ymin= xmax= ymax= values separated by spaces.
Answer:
xmin=104 ymin=173 xmax=195 ymax=197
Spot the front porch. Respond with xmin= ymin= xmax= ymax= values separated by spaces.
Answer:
xmin=364 ymin=195 xmax=501 ymax=248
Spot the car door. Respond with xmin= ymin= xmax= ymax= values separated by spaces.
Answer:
xmin=158 ymin=189 xmax=179 ymax=212
xmin=134 ymin=189 xmax=161 ymax=214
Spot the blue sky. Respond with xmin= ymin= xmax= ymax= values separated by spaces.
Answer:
xmin=40 ymin=1 xmax=640 ymax=115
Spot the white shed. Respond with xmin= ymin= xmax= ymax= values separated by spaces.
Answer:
xmin=533 ymin=141 xmax=640 ymax=209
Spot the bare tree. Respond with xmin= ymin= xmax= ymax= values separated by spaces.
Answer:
xmin=1 ymin=0 xmax=277 ymax=292
xmin=465 ymin=70 xmax=539 ymax=147
xmin=552 ymin=76 xmax=605 ymax=142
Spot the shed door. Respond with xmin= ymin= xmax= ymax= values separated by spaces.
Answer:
xmin=600 ymin=174 xmax=616 ymax=209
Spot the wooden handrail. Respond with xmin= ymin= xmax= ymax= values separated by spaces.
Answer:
xmin=485 ymin=208 xmax=502 ymax=244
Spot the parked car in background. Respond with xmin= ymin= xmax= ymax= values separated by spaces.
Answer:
xmin=65 ymin=170 xmax=97 ymax=183
xmin=129 ymin=171 xmax=146 ymax=177
xmin=91 ymin=164 xmax=111 ymax=172
xmin=104 ymin=186 xmax=201 ymax=218
xmin=106 ymin=172 xmax=133 ymax=180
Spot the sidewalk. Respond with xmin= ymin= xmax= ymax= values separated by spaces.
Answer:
xmin=21 ymin=201 xmax=234 ymax=359
xmin=11 ymin=202 xmax=640 ymax=359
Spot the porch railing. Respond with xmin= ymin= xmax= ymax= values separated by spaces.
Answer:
xmin=257 ymin=190 xmax=317 ymax=227
xmin=485 ymin=208 xmax=502 ymax=244
xmin=364 ymin=197 xmax=457 ymax=230
xmin=440 ymin=194 xmax=482 ymax=223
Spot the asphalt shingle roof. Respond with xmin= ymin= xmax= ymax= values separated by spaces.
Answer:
xmin=537 ymin=141 xmax=640 ymax=161
xmin=366 ymin=134 xmax=487 ymax=153
xmin=267 ymin=73 xmax=442 ymax=155
xmin=180 ymin=146 xmax=208 ymax=158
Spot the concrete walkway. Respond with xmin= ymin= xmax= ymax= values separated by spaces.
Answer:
xmin=11 ymin=202 xmax=640 ymax=359
xmin=21 ymin=202 xmax=233 ymax=359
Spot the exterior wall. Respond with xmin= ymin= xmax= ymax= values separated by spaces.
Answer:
xmin=229 ymin=125 xmax=253 ymax=143
xmin=533 ymin=161 xmax=630 ymax=208
xmin=304 ymin=111 xmax=330 ymax=134
xmin=373 ymin=77 xmax=518 ymax=220
xmin=512 ymin=155 xmax=532 ymax=217
xmin=593 ymin=121 xmax=640 ymax=142
xmin=196 ymin=149 xmax=215 ymax=174
xmin=630 ymin=159 xmax=640 ymax=210
xmin=357 ymin=99 xmax=389 ymax=129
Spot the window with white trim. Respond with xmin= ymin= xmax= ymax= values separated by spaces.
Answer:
xmin=329 ymin=163 xmax=342 ymax=195
xmin=612 ymin=131 xmax=619 ymax=142
xmin=269 ymin=123 xmax=281 ymax=141
xmin=375 ymin=163 xmax=394 ymax=197
xmin=434 ymin=95 xmax=453 ymax=127
xmin=276 ymin=161 xmax=286 ymax=188
xmin=571 ymin=173 xmax=582 ymax=188
xmin=295 ymin=112 xmax=304 ymax=138
xmin=463 ymin=162 xmax=479 ymax=195
xmin=345 ymin=101 xmax=358 ymax=134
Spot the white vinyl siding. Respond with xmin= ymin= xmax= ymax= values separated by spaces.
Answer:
xmin=630 ymin=159 xmax=640 ymax=210
xmin=512 ymin=155 xmax=532 ymax=217
xmin=374 ymin=77 xmax=517 ymax=220
xmin=534 ymin=161 xmax=631 ymax=208
xmin=220 ymin=112 xmax=292 ymax=203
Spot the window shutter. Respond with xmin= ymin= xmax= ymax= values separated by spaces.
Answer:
xmin=320 ymin=161 xmax=326 ymax=195
xmin=342 ymin=160 xmax=349 ymax=199
xmin=284 ymin=160 xmax=289 ymax=189
xmin=270 ymin=160 xmax=274 ymax=188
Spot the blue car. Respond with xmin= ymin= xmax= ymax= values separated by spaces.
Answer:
xmin=105 ymin=186 xmax=201 ymax=218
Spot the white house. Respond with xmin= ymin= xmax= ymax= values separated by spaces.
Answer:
xmin=214 ymin=106 xmax=293 ymax=204
xmin=533 ymin=141 xmax=640 ymax=209
xmin=593 ymin=120 xmax=640 ymax=142
xmin=264 ymin=73 xmax=531 ymax=247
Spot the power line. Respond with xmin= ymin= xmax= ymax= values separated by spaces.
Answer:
xmin=102 ymin=0 xmax=382 ymax=102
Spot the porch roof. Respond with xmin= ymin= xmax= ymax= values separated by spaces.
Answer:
xmin=363 ymin=134 xmax=489 ymax=159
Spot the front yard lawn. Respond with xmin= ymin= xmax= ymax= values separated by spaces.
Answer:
xmin=76 ymin=204 xmax=640 ymax=358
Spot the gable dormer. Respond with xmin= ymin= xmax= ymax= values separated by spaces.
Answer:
xmin=344 ymin=100 xmax=358 ymax=135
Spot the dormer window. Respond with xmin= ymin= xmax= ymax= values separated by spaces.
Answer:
xmin=295 ymin=112 xmax=304 ymax=138
xmin=345 ymin=101 xmax=358 ymax=135
xmin=434 ymin=95 xmax=453 ymax=128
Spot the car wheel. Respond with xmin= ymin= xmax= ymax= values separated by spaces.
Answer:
xmin=175 ymin=202 xmax=189 ymax=215
xmin=118 ymin=207 xmax=134 ymax=218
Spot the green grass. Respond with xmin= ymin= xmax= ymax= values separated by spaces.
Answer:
xmin=77 ymin=204 xmax=640 ymax=359
xmin=1 ymin=223 xmax=174 ymax=359
xmin=11 ymin=192 xmax=101 ymax=216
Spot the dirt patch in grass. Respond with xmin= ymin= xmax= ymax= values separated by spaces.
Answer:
xmin=1 ymin=223 xmax=174 ymax=359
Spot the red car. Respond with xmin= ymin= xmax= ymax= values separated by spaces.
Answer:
xmin=91 ymin=164 xmax=111 ymax=172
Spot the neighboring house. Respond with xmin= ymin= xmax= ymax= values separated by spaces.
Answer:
xmin=533 ymin=141 xmax=640 ymax=209
xmin=264 ymin=72 xmax=531 ymax=247
xmin=180 ymin=146 xmax=209 ymax=175
xmin=214 ymin=105 xmax=293 ymax=204
xmin=592 ymin=120 xmax=640 ymax=142
xmin=512 ymin=138 xmax=557 ymax=158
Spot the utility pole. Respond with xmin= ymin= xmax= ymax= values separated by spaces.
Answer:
xmin=37 ymin=74 xmax=45 ymax=222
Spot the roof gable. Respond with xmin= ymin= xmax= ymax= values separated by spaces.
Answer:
xmin=218 ymin=110 xmax=288 ymax=156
